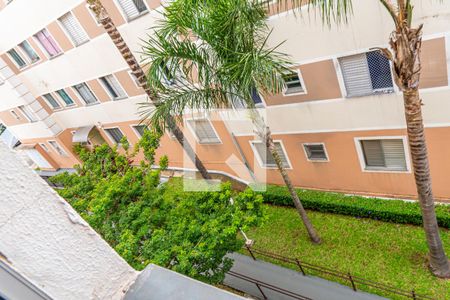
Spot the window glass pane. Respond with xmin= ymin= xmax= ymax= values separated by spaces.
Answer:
xmin=118 ymin=0 xmax=147 ymax=20
xmin=18 ymin=105 xmax=37 ymax=122
xmin=189 ymin=120 xmax=220 ymax=144
xmin=34 ymin=29 xmax=61 ymax=57
xmin=361 ymin=140 xmax=385 ymax=168
xmin=254 ymin=142 xmax=289 ymax=167
xmin=133 ymin=125 xmax=147 ymax=137
xmin=58 ymin=12 xmax=89 ymax=46
xmin=366 ymin=51 xmax=393 ymax=90
xmin=49 ymin=140 xmax=67 ymax=156
xmin=19 ymin=41 xmax=40 ymax=63
xmin=251 ymin=88 xmax=263 ymax=104
xmin=73 ymin=83 xmax=98 ymax=104
xmin=43 ymin=94 xmax=61 ymax=109
xmin=56 ymin=89 xmax=74 ymax=106
xmin=7 ymin=49 xmax=26 ymax=67
xmin=304 ymin=144 xmax=327 ymax=160
xmin=283 ymin=72 xmax=303 ymax=95
xmin=100 ymin=75 xmax=126 ymax=99
xmin=105 ymin=128 xmax=124 ymax=144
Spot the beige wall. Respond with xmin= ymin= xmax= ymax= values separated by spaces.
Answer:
xmin=420 ymin=37 xmax=448 ymax=89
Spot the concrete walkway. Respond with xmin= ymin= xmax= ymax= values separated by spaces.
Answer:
xmin=224 ymin=253 xmax=387 ymax=300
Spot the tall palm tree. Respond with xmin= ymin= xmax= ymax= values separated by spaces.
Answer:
xmin=87 ymin=0 xmax=212 ymax=180
xmin=276 ymin=0 xmax=450 ymax=277
xmin=142 ymin=0 xmax=321 ymax=243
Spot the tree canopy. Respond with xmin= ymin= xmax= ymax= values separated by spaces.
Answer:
xmin=51 ymin=132 xmax=265 ymax=283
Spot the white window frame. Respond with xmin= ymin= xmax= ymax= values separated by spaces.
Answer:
xmin=98 ymin=74 xmax=128 ymax=100
xmin=103 ymin=127 xmax=125 ymax=145
xmin=186 ymin=118 xmax=222 ymax=145
xmin=282 ymin=68 xmax=307 ymax=97
xmin=57 ymin=11 xmax=90 ymax=47
xmin=17 ymin=40 xmax=40 ymax=66
xmin=336 ymin=50 xmax=397 ymax=98
xmin=55 ymin=89 xmax=76 ymax=107
xmin=115 ymin=0 xmax=149 ymax=22
xmin=128 ymin=70 xmax=141 ymax=88
xmin=354 ymin=136 xmax=411 ymax=173
xmin=71 ymin=82 xmax=99 ymax=106
xmin=48 ymin=140 xmax=68 ymax=156
xmin=32 ymin=28 xmax=63 ymax=60
xmin=17 ymin=105 xmax=37 ymax=122
xmin=250 ymin=140 xmax=292 ymax=169
xmin=7 ymin=48 xmax=27 ymax=69
xmin=39 ymin=142 xmax=50 ymax=153
xmin=10 ymin=110 xmax=20 ymax=120
xmin=131 ymin=124 xmax=147 ymax=138
xmin=302 ymin=143 xmax=329 ymax=162
xmin=42 ymin=93 xmax=63 ymax=110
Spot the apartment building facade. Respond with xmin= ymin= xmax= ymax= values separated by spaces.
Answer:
xmin=1 ymin=0 xmax=450 ymax=201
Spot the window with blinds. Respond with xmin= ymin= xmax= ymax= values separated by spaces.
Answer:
xmin=105 ymin=128 xmax=125 ymax=144
xmin=253 ymin=141 xmax=290 ymax=168
xmin=338 ymin=50 xmax=394 ymax=97
xmin=304 ymin=144 xmax=328 ymax=161
xmin=360 ymin=139 xmax=407 ymax=171
xmin=133 ymin=125 xmax=147 ymax=137
xmin=117 ymin=0 xmax=148 ymax=21
xmin=73 ymin=83 xmax=98 ymax=105
xmin=188 ymin=119 xmax=220 ymax=144
xmin=100 ymin=75 xmax=126 ymax=100
xmin=7 ymin=49 xmax=26 ymax=68
xmin=43 ymin=93 xmax=61 ymax=109
xmin=58 ymin=12 xmax=89 ymax=46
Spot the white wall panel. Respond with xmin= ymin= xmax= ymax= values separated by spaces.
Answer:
xmin=267 ymin=0 xmax=450 ymax=63
xmin=0 ymin=0 xmax=84 ymax=52
xmin=51 ymin=97 xmax=147 ymax=128
xmin=18 ymin=35 xmax=129 ymax=96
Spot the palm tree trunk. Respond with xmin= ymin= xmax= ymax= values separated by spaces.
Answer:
xmin=403 ymin=87 xmax=450 ymax=277
xmin=250 ymin=110 xmax=321 ymax=243
xmin=389 ymin=19 xmax=450 ymax=277
xmin=87 ymin=0 xmax=212 ymax=180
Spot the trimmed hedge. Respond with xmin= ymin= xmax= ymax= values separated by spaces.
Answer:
xmin=258 ymin=185 xmax=450 ymax=228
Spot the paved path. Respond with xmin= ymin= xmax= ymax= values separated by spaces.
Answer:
xmin=224 ymin=253 xmax=387 ymax=300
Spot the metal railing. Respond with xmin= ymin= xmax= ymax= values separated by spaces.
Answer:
xmin=244 ymin=245 xmax=433 ymax=300
xmin=226 ymin=270 xmax=312 ymax=300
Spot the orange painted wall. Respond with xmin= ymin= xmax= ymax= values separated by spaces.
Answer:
xmin=115 ymin=69 xmax=145 ymax=97
xmin=87 ymin=79 xmax=111 ymax=102
xmin=100 ymin=0 xmax=126 ymax=26
xmin=264 ymin=60 xmax=342 ymax=106
xmin=47 ymin=22 xmax=73 ymax=53
xmin=72 ymin=3 xmax=104 ymax=40
xmin=1 ymin=53 xmax=19 ymax=74
xmin=0 ymin=108 xmax=28 ymax=126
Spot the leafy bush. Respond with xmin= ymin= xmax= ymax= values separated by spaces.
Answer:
xmin=259 ymin=185 xmax=450 ymax=228
xmin=50 ymin=130 xmax=265 ymax=284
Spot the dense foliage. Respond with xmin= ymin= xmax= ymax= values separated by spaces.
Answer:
xmin=260 ymin=185 xmax=450 ymax=228
xmin=51 ymin=131 xmax=265 ymax=283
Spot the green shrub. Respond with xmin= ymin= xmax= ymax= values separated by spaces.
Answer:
xmin=259 ymin=185 xmax=450 ymax=228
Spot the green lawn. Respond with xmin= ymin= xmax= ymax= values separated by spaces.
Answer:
xmin=242 ymin=205 xmax=450 ymax=299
